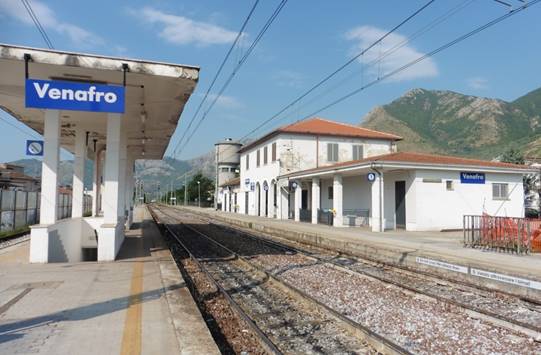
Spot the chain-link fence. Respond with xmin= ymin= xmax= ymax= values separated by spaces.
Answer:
xmin=0 ymin=189 xmax=92 ymax=233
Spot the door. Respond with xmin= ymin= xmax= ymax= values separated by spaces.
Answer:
xmin=395 ymin=181 xmax=406 ymax=228
xmin=265 ymin=190 xmax=268 ymax=217
xmin=245 ymin=192 xmax=249 ymax=214
xmin=301 ymin=190 xmax=308 ymax=210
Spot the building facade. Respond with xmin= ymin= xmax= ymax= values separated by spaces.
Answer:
xmin=220 ymin=117 xmax=534 ymax=232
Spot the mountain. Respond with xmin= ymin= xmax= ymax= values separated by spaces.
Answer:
xmin=361 ymin=87 xmax=541 ymax=159
xmin=10 ymin=150 xmax=216 ymax=194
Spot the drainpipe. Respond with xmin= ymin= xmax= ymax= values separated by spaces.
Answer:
xmin=371 ymin=162 xmax=384 ymax=232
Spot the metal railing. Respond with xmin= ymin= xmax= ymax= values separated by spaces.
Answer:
xmin=0 ymin=189 xmax=92 ymax=233
xmin=299 ymin=208 xmax=311 ymax=222
xmin=318 ymin=209 xmax=333 ymax=226
xmin=463 ymin=215 xmax=541 ymax=254
xmin=343 ymin=208 xmax=370 ymax=227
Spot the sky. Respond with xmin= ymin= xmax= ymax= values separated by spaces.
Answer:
xmin=0 ymin=0 xmax=540 ymax=163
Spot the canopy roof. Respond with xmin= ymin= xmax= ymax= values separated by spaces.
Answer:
xmin=0 ymin=44 xmax=199 ymax=159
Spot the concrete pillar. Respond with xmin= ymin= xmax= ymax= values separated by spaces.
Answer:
xmin=371 ymin=172 xmax=385 ymax=232
xmin=39 ymin=110 xmax=60 ymax=225
xmin=72 ymin=127 xmax=86 ymax=218
xmin=333 ymin=175 xmax=343 ymax=227
xmin=92 ymin=152 xmax=99 ymax=216
xmin=294 ymin=182 xmax=302 ymax=222
xmin=100 ymin=113 xmax=123 ymax=261
xmin=118 ymin=128 xmax=127 ymax=221
xmin=125 ymin=155 xmax=134 ymax=228
xmin=30 ymin=110 xmax=60 ymax=263
xmin=311 ymin=177 xmax=320 ymax=224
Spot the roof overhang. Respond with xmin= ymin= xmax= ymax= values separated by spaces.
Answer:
xmin=280 ymin=161 xmax=537 ymax=180
xmin=0 ymin=44 xmax=199 ymax=160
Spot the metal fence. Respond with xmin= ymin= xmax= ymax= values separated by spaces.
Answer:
xmin=463 ymin=215 xmax=541 ymax=254
xmin=318 ymin=209 xmax=333 ymax=226
xmin=343 ymin=209 xmax=370 ymax=227
xmin=0 ymin=189 xmax=92 ymax=233
xmin=299 ymin=208 xmax=311 ymax=222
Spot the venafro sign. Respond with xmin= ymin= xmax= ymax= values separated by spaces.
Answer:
xmin=25 ymin=79 xmax=125 ymax=113
xmin=460 ymin=171 xmax=485 ymax=184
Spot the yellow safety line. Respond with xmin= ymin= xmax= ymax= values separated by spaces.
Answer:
xmin=120 ymin=239 xmax=144 ymax=355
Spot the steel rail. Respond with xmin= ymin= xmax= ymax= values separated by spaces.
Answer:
xmin=157 ymin=209 xmax=412 ymax=355
xmin=173 ymin=206 xmax=541 ymax=337
xmin=148 ymin=206 xmax=282 ymax=355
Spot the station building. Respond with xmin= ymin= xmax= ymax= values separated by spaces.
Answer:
xmin=0 ymin=44 xmax=199 ymax=262
xmin=220 ymin=117 xmax=535 ymax=232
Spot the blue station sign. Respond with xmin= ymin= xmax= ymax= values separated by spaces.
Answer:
xmin=25 ymin=79 xmax=125 ymax=113
xmin=460 ymin=171 xmax=485 ymax=184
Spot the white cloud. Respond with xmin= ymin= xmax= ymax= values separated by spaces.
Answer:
xmin=204 ymin=93 xmax=244 ymax=110
xmin=0 ymin=0 xmax=103 ymax=46
xmin=467 ymin=77 xmax=489 ymax=90
xmin=345 ymin=25 xmax=438 ymax=82
xmin=273 ymin=70 xmax=304 ymax=88
xmin=131 ymin=7 xmax=239 ymax=46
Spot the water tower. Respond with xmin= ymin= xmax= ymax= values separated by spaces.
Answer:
xmin=214 ymin=138 xmax=242 ymax=209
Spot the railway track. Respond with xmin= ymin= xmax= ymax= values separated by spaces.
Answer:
xmin=151 ymin=205 xmax=407 ymax=355
xmin=153 ymin=204 xmax=541 ymax=354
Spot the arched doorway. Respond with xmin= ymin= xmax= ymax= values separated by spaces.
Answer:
xmin=256 ymin=182 xmax=261 ymax=216
xmin=263 ymin=181 xmax=269 ymax=217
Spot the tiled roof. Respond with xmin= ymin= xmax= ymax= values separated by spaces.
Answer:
xmin=239 ymin=117 xmax=402 ymax=153
xmin=220 ymin=177 xmax=240 ymax=187
xmin=283 ymin=151 xmax=533 ymax=178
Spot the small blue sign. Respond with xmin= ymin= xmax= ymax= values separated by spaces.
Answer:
xmin=460 ymin=172 xmax=485 ymax=184
xmin=25 ymin=79 xmax=125 ymax=113
xmin=26 ymin=140 xmax=44 ymax=156
xmin=367 ymin=172 xmax=376 ymax=182
xmin=250 ymin=182 xmax=255 ymax=191
xmin=244 ymin=178 xmax=250 ymax=186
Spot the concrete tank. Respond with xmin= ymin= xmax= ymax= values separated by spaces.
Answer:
xmin=214 ymin=139 xmax=242 ymax=209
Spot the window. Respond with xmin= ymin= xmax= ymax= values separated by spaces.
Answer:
xmin=257 ymin=149 xmax=260 ymax=167
xmin=245 ymin=154 xmax=249 ymax=170
xmin=220 ymin=167 xmax=229 ymax=172
xmin=493 ymin=183 xmax=509 ymax=200
xmin=352 ymin=145 xmax=364 ymax=160
xmin=264 ymin=146 xmax=268 ymax=165
xmin=328 ymin=186 xmax=333 ymax=199
xmin=446 ymin=180 xmax=454 ymax=191
xmin=327 ymin=143 xmax=339 ymax=162
xmin=272 ymin=142 xmax=277 ymax=161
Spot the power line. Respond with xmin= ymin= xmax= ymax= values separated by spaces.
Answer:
xmin=0 ymin=116 xmax=41 ymax=140
xmin=298 ymin=0 xmax=540 ymax=122
xmin=174 ymin=0 xmax=288 ymax=158
xmin=171 ymin=0 xmax=261 ymax=156
xmin=229 ymin=0 xmax=437 ymax=145
xmin=20 ymin=0 xmax=54 ymax=49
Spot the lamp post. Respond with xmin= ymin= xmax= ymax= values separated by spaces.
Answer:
xmin=197 ymin=181 xmax=201 ymax=208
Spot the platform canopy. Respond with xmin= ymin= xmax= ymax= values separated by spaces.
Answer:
xmin=0 ymin=43 xmax=200 ymax=159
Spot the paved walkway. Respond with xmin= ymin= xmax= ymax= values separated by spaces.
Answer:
xmin=185 ymin=207 xmax=541 ymax=281
xmin=0 ymin=207 xmax=218 ymax=355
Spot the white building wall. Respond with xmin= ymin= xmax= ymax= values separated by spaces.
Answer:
xmin=412 ymin=170 xmax=525 ymax=231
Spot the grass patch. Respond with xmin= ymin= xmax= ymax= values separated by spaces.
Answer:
xmin=0 ymin=226 xmax=30 ymax=240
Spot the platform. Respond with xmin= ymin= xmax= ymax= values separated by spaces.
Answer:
xmin=182 ymin=206 xmax=541 ymax=302
xmin=0 ymin=206 xmax=218 ymax=355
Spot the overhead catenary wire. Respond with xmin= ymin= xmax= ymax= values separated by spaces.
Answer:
xmin=173 ymin=0 xmax=288 ymax=159
xmin=298 ymin=0 xmax=540 ymax=122
xmin=228 ymin=0 xmax=437 ymax=146
xmin=0 ymin=116 xmax=41 ymax=140
xmin=20 ymin=0 xmax=54 ymax=49
xmin=171 ymin=0 xmax=261 ymax=157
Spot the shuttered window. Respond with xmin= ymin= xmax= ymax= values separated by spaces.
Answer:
xmin=272 ymin=142 xmax=277 ymax=161
xmin=257 ymin=150 xmax=260 ymax=167
xmin=352 ymin=145 xmax=364 ymax=160
xmin=327 ymin=143 xmax=339 ymax=162
xmin=264 ymin=146 xmax=268 ymax=165
xmin=493 ymin=183 xmax=509 ymax=200
xmin=246 ymin=154 xmax=249 ymax=170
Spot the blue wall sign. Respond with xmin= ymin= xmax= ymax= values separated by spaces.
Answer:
xmin=460 ymin=172 xmax=485 ymax=184
xmin=367 ymin=172 xmax=376 ymax=182
xmin=250 ymin=182 xmax=255 ymax=191
xmin=244 ymin=178 xmax=250 ymax=186
xmin=26 ymin=140 xmax=44 ymax=156
xmin=25 ymin=79 xmax=125 ymax=113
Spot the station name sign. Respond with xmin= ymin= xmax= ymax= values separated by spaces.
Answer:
xmin=460 ymin=171 xmax=485 ymax=184
xmin=25 ymin=79 xmax=125 ymax=113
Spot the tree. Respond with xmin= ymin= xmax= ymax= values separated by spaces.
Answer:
xmin=168 ymin=172 xmax=214 ymax=205
xmin=500 ymin=147 xmax=525 ymax=165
